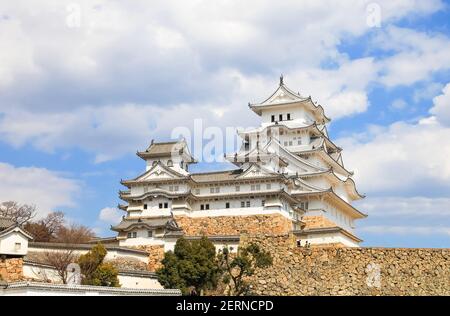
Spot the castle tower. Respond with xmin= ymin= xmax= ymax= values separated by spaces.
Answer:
xmin=113 ymin=77 xmax=366 ymax=250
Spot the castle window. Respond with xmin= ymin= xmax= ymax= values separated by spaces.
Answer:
xmin=240 ymin=201 xmax=245 ymax=208
xmin=169 ymin=185 xmax=174 ymax=191
xmin=200 ymin=204 xmax=204 ymax=210
xmin=215 ymin=187 xmax=220 ymax=193
xmin=271 ymin=115 xmax=275 ymax=122
xmin=128 ymin=232 xmax=137 ymax=238
xmin=262 ymin=200 xmax=265 ymax=206
xmin=289 ymin=141 xmax=293 ymax=146
xmin=279 ymin=114 xmax=283 ymax=121
xmin=250 ymin=184 xmax=261 ymax=191
xmin=14 ymin=242 xmax=21 ymax=251
xmin=225 ymin=202 xmax=230 ymax=209
xmin=284 ymin=141 xmax=288 ymax=146
xmin=148 ymin=230 xmax=153 ymax=237
xmin=143 ymin=204 xmax=148 ymax=210
xmin=235 ymin=185 xmax=240 ymax=192
xmin=174 ymin=185 xmax=179 ymax=191
xmin=195 ymin=188 xmax=200 ymax=195
xmin=158 ymin=203 xmax=163 ymax=209
xmin=297 ymin=139 xmax=302 ymax=145
xmin=180 ymin=161 xmax=184 ymax=169
xmin=246 ymin=201 xmax=251 ymax=207
xmin=287 ymin=113 xmax=291 ymax=120
xmin=205 ymin=204 xmax=210 ymax=210
xmin=167 ymin=160 xmax=173 ymax=167
xmin=210 ymin=187 xmax=214 ymax=193
xmin=164 ymin=202 xmax=168 ymax=208
xmin=266 ymin=183 xmax=271 ymax=190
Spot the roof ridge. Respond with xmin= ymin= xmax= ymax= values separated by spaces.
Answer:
xmin=190 ymin=169 xmax=241 ymax=175
xmin=149 ymin=140 xmax=179 ymax=145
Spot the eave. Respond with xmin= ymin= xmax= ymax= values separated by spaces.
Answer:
xmin=296 ymin=146 xmax=353 ymax=177
xmin=136 ymin=151 xmax=197 ymax=163
xmin=249 ymin=95 xmax=331 ymax=124
xmin=292 ymin=189 xmax=367 ymax=219
xmin=298 ymin=169 xmax=365 ymax=200
xmin=292 ymin=226 xmax=363 ymax=243
xmin=119 ymin=189 xmax=194 ymax=201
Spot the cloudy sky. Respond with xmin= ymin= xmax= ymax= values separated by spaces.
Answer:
xmin=0 ymin=0 xmax=449 ymax=247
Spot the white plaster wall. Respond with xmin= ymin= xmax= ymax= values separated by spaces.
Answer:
xmin=27 ymin=246 xmax=148 ymax=263
xmin=23 ymin=263 xmax=61 ymax=283
xmin=193 ymin=181 xmax=282 ymax=196
xmin=0 ymin=232 xmax=29 ymax=256
xmin=260 ymin=105 xmax=314 ymax=127
xmin=304 ymin=203 xmax=355 ymax=233
xmin=334 ymin=183 xmax=351 ymax=203
xmin=297 ymin=232 xmax=360 ymax=248
xmin=118 ymin=275 xmax=163 ymax=289
xmin=128 ymin=197 xmax=172 ymax=217
xmin=162 ymin=239 xmax=239 ymax=253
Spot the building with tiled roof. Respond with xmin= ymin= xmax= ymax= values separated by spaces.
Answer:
xmin=112 ymin=76 xmax=367 ymax=255
xmin=0 ymin=217 xmax=33 ymax=257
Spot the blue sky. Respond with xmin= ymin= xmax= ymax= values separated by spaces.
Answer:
xmin=0 ymin=1 xmax=449 ymax=247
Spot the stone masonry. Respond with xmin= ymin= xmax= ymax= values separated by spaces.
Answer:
xmin=242 ymin=234 xmax=450 ymax=296
xmin=0 ymin=258 xmax=24 ymax=282
xmin=131 ymin=244 xmax=165 ymax=272
xmin=302 ymin=215 xmax=339 ymax=229
xmin=175 ymin=214 xmax=293 ymax=236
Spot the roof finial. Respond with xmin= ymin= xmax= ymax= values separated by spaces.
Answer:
xmin=280 ymin=74 xmax=284 ymax=86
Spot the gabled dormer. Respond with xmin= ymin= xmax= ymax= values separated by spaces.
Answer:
xmin=137 ymin=139 xmax=197 ymax=174
xmin=248 ymin=76 xmax=331 ymax=127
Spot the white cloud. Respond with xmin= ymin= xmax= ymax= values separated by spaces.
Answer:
xmin=0 ymin=61 xmax=376 ymax=162
xmin=430 ymin=83 xmax=450 ymax=126
xmin=338 ymin=118 xmax=450 ymax=193
xmin=390 ymin=99 xmax=407 ymax=110
xmin=98 ymin=207 xmax=122 ymax=224
xmin=0 ymin=162 xmax=80 ymax=218
xmin=0 ymin=1 xmax=448 ymax=162
xmin=413 ymin=82 xmax=443 ymax=103
xmin=357 ymin=196 xmax=450 ymax=217
xmin=376 ymin=26 xmax=450 ymax=87
xmin=359 ymin=225 xmax=450 ymax=236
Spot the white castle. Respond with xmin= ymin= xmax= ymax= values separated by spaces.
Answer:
xmin=111 ymin=77 xmax=366 ymax=253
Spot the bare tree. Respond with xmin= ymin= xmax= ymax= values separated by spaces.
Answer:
xmin=24 ymin=211 xmax=65 ymax=242
xmin=0 ymin=201 xmax=36 ymax=224
xmin=55 ymin=224 xmax=96 ymax=244
xmin=42 ymin=250 xmax=79 ymax=284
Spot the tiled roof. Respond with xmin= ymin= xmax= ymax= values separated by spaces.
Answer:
xmin=111 ymin=217 xmax=181 ymax=232
xmin=0 ymin=281 xmax=181 ymax=296
xmin=145 ymin=141 xmax=179 ymax=155
xmin=190 ymin=169 xmax=243 ymax=182
xmin=28 ymin=242 xmax=149 ymax=255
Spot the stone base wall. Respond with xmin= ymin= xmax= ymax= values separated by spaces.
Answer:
xmin=302 ymin=215 xmax=338 ymax=229
xmin=0 ymin=258 xmax=24 ymax=282
xmin=131 ymin=245 xmax=165 ymax=272
xmin=175 ymin=214 xmax=293 ymax=236
xmin=243 ymin=234 xmax=450 ymax=296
